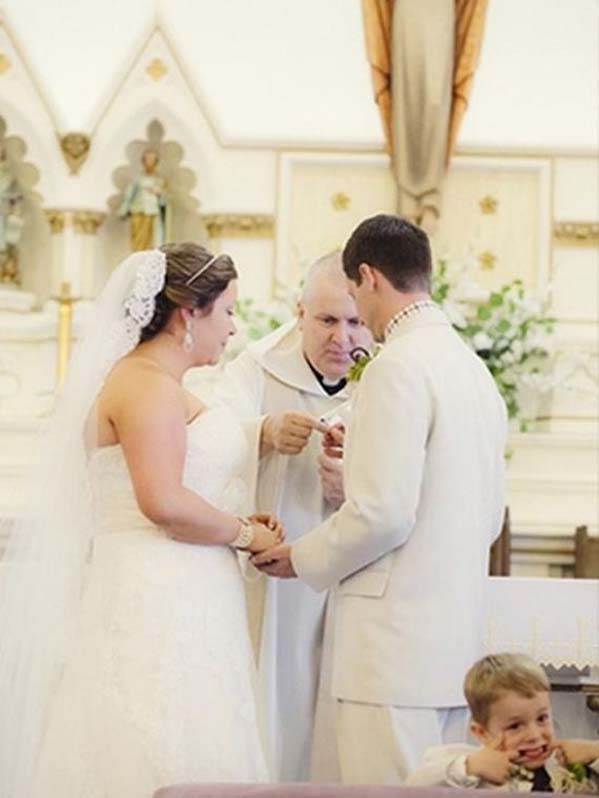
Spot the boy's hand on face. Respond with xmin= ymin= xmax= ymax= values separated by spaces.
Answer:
xmin=466 ymin=734 xmax=520 ymax=785
xmin=555 ymin=739 xmax=599 ymax=766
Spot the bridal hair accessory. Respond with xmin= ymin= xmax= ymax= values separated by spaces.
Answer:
xmin=100 ymin=249 xmax=166 ymax=379
xmin=185 ymin=254 xmax=219 ymax=286
xmin=123 ymin=250 xmax=167 ymax=328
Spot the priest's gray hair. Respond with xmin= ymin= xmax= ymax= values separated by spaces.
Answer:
xmin=300 ymin=250 xmax=346 ymax=304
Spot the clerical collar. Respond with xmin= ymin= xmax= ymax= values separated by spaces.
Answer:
xmin=305 ymin=357 xmax=347 ymax=396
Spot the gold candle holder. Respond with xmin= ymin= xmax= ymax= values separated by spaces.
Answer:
xmin=55 ymin=281 xmax=77 ymax=389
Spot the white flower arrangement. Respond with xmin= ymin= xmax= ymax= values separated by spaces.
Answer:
xmin=432 ymin=259 xmax=557 ymax=428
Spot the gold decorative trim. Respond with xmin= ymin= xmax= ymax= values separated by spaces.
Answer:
xmin=146 ymin=57 xmax=168 ymax=81
xmin=331 ymin=192 xmax=351 ymax=211
xmin=477 ymin=250 xmax=497 ymax=270
xmin=73 ymin=211 xmax=106 ymax=234
xmin=45 ymin=209 xmax=66 ymax=234
xmin=45 ymin=209 xmax=106 ymax=234
xmin=0 ymin=52 xmax=11 ymax=75
xmin=59 ymin=132 xmax=91 ymax=175
xmin=553 ymin=221 xmax=599 ymax=245
xmin=479 ymin=195 xmax=498 ymax=214
xmin=53 ymin=282 xmax=78 ymax=389
xmin=202 ymin=214 xmax=275 ymax=239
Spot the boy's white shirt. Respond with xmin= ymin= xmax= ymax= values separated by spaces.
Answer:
xmin=405 ymin=743 xmax=599 ymax=793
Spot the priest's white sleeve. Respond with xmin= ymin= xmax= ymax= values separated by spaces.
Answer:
xmin=292 ymin=352 xmax=432 ymax=592
xmin=212 ymin=351 xmax=267 ymax=515
xmin=212 ymin=351 xmax=265 ymax=418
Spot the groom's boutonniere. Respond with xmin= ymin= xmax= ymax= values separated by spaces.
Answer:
xmin=346 ymin=346 xmax=380 ymax=383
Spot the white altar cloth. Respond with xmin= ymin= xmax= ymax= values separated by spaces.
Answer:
xmin=486 ymin=577 xmax=599 ymax=669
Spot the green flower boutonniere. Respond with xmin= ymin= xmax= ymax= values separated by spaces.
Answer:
xmin=346 ymin=346 xmax=380 ymax=383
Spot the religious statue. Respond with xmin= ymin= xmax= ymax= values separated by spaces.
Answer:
xmin=118 ymin=148 xmax=169 ymax=251
xmin=0 ymin=143 xmax=25 ymax=285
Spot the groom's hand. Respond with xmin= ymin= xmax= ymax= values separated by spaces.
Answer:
xmin=251 ymin=543 xmax=297 ymax=578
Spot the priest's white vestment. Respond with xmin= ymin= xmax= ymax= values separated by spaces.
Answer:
xmin=212 ymin=320 xmax=350 ymax=781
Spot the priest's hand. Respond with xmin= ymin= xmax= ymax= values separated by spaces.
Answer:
xmin=260 ymin=411 xmax=328 ymax=456
xmin=251 ymin=543 xmax=297 ymax=579
xmin=318 ymin=454 xmax=345 ymax=509
xmin=321 ymin=422 xmax=345 ymax=459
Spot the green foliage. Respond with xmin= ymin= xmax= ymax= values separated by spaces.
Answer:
xmin=234 ymin=298 xmax=285 ymax=341
xmin=432 ymin=263 xmax=556 ymax=426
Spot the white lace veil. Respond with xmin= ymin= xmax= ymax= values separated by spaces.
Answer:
xmin=0 ymin=249 xmax=166 ymax=798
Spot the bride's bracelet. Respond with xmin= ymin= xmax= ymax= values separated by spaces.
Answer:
xmin=229 ymin=517 xmax=255 ymax=550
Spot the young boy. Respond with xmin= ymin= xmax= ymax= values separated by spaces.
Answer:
xmin=406 ymin=653 xmax=599 ymax=793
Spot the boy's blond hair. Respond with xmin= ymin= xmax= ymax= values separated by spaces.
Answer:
xmin=464 ymin=653 xmax=550 ymax=725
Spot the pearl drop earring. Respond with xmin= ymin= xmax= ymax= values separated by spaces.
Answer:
xmin=182 ymin=318 xmax=194 ymax=352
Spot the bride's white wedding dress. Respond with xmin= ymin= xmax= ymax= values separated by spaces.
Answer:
xmin=34 ymin=407 xmax=269 ymax=797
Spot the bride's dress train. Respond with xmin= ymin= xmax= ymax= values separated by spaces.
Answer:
xmin=34 ymin=407 xmax=268 ymax=797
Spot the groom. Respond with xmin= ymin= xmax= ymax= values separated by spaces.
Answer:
xmin=254 ymin=214 xmax=508 ymax=783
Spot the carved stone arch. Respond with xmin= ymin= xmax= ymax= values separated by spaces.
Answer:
xmin=83 ymin=99 xmax=214 ymax=211
xmin=0 ymin=19 xmax=62 ymax=204
xmin=0 ymin=102 xmax=60 ymax=204
xmin=92 ymin=114 xmax=209 ymax=274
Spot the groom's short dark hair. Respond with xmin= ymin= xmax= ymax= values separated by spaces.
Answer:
xmin=342 ymin=214 xmax=432 ymax=292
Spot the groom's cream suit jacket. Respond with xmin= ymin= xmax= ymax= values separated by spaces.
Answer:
xmin=292 ymin=306 xmax=507 ymax=709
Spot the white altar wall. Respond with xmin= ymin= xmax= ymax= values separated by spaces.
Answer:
xmin=0 ymin=0 xmax=597 ymax=573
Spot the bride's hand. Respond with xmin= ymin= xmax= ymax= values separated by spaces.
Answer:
xmin=248 ymin=513 xmax=285 ymax=543
xmin=245 ymin=520 xmax=281 ymax=554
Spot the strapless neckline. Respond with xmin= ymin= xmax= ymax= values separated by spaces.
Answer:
xmin=90 ymin=405 xmax=226 ymax=459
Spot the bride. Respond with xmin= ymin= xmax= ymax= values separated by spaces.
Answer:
xmin=0 ymin=243 xmax=281 ymax=797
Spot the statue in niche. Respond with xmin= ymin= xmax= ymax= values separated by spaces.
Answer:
xmin=118 ymin=148 xmax=170 ymax=251
xmin=0 ymin=142 xmax=25 ymax=285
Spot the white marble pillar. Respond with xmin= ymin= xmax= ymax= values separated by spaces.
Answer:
xmin=45 ymin=209 xmax=105 ymax=299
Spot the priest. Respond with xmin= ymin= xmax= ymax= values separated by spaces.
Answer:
xmin=212 ymin=252 xmax=372 ymax=780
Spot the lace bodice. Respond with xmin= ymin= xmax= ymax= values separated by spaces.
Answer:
xmin=89 ymin=406 xmax=249 ymax=535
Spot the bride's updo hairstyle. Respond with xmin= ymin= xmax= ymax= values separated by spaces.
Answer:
xmin=140 ymin=242 xmax=237 ymax=342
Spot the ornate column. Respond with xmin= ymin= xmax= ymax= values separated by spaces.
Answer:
xmin=45 ymin=209 xmax=105 ymax=298
xmin=54 ymin=281 xmax=76 ymax=388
